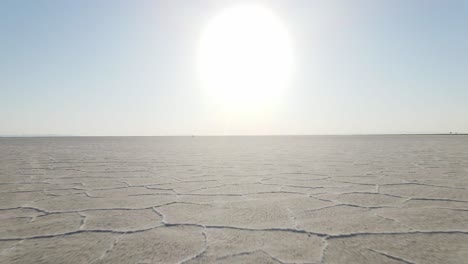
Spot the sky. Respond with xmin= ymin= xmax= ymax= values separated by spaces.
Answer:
xmin=1 ymin=0 xmax=467 ymax=136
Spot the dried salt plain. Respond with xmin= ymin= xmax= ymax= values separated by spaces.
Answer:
xmin=1 ymin=136 xmax=468 ymax=264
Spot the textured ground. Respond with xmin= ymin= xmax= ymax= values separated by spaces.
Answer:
xmin=1 ymin=136 xmax=467 ymax=264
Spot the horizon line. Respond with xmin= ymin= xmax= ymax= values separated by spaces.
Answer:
xmin=1 ymin=133 xmax=467 ymax=138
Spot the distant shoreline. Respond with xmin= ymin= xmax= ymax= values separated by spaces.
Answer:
xmin=1 ymin=134 xmax=467 ymax=138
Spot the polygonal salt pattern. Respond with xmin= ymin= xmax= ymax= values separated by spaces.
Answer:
xmin=1 ymin=136 xmax=467 ymax=263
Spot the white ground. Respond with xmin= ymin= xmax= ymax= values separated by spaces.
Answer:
xmin=1 ymin=136 xmax=467 ymax=263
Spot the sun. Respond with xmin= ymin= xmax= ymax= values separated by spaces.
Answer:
xmin=198 ymin=4 xmax=293 ymax=112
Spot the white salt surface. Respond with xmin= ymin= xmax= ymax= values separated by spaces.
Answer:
xmin=1 ymin=136 xmax=467 ymax=263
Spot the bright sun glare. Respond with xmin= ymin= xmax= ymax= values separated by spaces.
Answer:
xmin=198 ymin=4 xmax=293 ymax=112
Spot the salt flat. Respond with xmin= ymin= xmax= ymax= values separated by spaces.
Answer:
xmin=0 ymin=136 xmax=467 ymax=264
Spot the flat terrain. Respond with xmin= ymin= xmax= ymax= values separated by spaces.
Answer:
xmin=1 ymin=136 xmax=467 ymax=264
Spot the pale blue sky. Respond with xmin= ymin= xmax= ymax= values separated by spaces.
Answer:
xmin=1 ymin=0 xmax=467 ymax=135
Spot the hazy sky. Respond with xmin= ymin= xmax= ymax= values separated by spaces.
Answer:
xmin=1 ymin=0 xmax=467 ymax=135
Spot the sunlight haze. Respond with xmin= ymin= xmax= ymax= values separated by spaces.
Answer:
xmin=1 ymin=0 xmax=467 ymax=135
